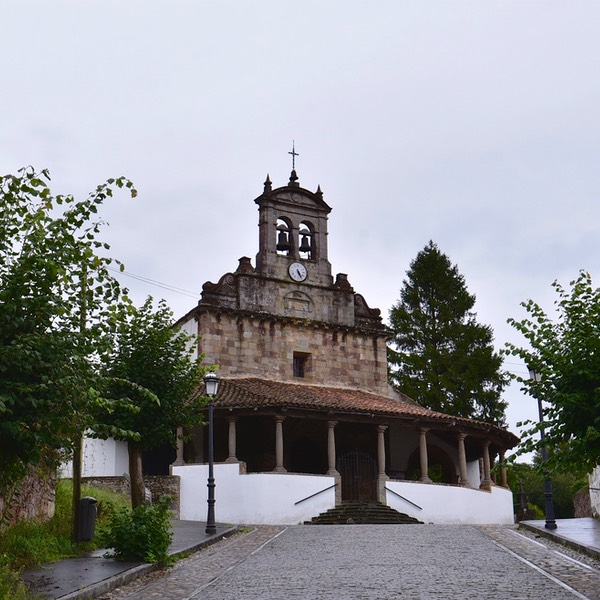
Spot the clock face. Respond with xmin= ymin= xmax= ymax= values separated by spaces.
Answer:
xmin=288 ymin=262 xmax=308 ymax=282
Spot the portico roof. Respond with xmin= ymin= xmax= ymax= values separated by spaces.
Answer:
xmin=203 ymin=377 xmax=519 ymax=449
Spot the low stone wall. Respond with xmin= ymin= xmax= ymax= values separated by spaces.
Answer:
xmin=82 ymin=475 xmax=181 ymax=518
xmin=574 ymin=486 xmax=592 ymax=518
xmin=0 ymin=468 xmax=56 ymax=527
xmin=82 ymin=476 xmax=130 ymax=497
xmin=590 ymin=467 xmax=600 ymax=519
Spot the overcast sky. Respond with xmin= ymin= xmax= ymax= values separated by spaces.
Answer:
xmin=3 ymin=1 xmax=600 ymax=452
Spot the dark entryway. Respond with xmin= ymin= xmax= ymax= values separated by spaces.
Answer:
xmin=338 ymin=450 xmax=377 ymax=501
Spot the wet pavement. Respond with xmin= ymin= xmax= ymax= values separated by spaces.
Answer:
xmin=21 ymin=518 xmax=600 ymax=599
xmin=22 ymin=521 xmax=237 ymax=600
xmin=521 ymin=517 xmax=600 ymax=560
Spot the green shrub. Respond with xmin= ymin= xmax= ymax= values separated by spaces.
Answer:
xmin=103 ymin=497 xmax=173 ymax=565
xmin=0 ymin=564 xmax=39 ymax=600
xmin=528 ymin=502 xmax=546 ymax=520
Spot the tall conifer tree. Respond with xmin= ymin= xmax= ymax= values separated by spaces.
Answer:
xmin=388 ymin=241 xmax=507 ymax=425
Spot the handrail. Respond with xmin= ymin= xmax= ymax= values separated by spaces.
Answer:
xmin=385 ymin=486 xmax=423 ymax=510
xmin=294 ymin=484 xmax=338 ymax=506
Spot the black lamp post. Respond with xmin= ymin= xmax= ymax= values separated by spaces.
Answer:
xmin=528 ymin=367 xmax=557 ymax=530
xmin=204 ymin=371 xmax=220 ymax=535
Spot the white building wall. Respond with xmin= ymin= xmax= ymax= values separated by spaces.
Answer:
xmin=179 ymin=317 xmax=199 ymax=359
xmin=174 ymin=463 xmax=513 ymax=525
xmin=61 ymin=436 xmax=128 ymax=478
xmin=385 ymin=480 xmax=514 ymax=524
xmin=466 ymin=460 xmax=481 ymax=488
xmin=173 ymin=463 xmax=336 ymax=525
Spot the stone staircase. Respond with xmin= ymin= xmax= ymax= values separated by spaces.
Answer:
xmin=306 ymin=502 xmax=423 ymax=525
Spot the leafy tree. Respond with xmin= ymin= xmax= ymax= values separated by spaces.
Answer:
xmin=0 ymin=167 xmax=137 ymax=494
xmin=506 ymin=270 xmax=600 ymax=476
xmin=97 ymin=297 xmax=208 ymax=507
xmin=388 ymin=241 xmax=508 ymax=424
xmin=505 ymin=460 xmax=587 ymax=519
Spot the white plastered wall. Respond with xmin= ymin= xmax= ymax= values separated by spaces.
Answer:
xmin=60 ymin=436 xmax=128 ymax=478
xmin=174 ymin=462 xmax=511 ymax=525
xmin=385 ymin=480 xmax=514 ymax=524
xmin=173 ymin=463 xmax=336 ymax=525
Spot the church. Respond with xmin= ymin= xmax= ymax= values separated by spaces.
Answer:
xmin=170 ymin=165 xmax=519 ymax=525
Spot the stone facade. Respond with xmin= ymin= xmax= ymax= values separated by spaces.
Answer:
xmin=197 ymin=308 xmax=391 ymax=396
xmin=0 ymin=467 xmax=56 ymax=527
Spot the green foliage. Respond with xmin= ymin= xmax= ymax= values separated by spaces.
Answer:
xmin=506 ymin=271 xmax=600 ymax=476
xmin=506 ymin=461 xmax=587 ymax=519
xmin=97 ymin=297 xmax=206 ymax=450
xmin=0 ymin=564 xmax=38 ymax=600
xmin=388 ymin=241 xmax=508 ymax=424
xmin=103 ymin=497 xmax=173 ymax=564
xmin=0 ymin=167 xmax=137 ymax=490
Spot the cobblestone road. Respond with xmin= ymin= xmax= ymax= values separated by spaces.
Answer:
xmin=99 ymin=524 xmax=600 ymax=600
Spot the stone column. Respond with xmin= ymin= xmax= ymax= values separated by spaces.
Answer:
xmin=274 ymin=415 xmax=287 ymax=473
xmin=499 ymin=450 xmax=508 ymax=488
xmin=457 ymin=433 xmax=470 ymax=486
xmin=377 ymin=425 xmax=389 ymax=503
xmin=377 ymin=425 xmax=388 ymax=477
xmin=327 ymin=421 xmax=339 ymax=476
xmin=172 ymin=426 xmax=185 ymax=467
xmin=226 ymin=416 xmax=238 ymax=463
xmin=480 ymin=441 xmax=492 ymax=490
xmin=419 ymin=427 xmax=432 ymax=483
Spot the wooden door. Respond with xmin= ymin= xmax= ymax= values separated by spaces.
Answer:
xmin=338 ymin=450 xmax=377 ymax=502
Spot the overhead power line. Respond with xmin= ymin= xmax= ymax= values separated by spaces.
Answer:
xmin=108 ymin=267 xmax=200 ymax=299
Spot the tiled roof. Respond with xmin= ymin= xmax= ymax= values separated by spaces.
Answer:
xmin=208 ymin=377 xmax=518 ymax=447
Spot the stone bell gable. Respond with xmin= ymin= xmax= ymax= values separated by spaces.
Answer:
xmin=179 ymin=172 xmax=394 ymax=395
xmin=255 ymin=174 xmax=333 ymax=287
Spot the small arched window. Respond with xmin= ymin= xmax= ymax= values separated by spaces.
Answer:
xmin=298 ymin=221 xmax=313 ymax=260
xmin=276 ymin=217 xmax=292 ymax=256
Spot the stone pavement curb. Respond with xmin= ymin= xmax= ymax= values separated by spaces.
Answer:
xmin=58 ymin=562 xmax=156 ymax=600
xmin=520 ymin=521 xmax=600 ymax=562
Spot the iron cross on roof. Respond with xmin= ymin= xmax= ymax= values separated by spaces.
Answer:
xmin=288 ymin=141 xmax=299 ymax=171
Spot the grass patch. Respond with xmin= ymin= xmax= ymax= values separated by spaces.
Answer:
xmin=0 ymin=564 xmax=39 ymax=600
xmin=0 ymin=479 xmax=130 ymax=599
xmin=0 ymin=480 xmax=130 ymax=570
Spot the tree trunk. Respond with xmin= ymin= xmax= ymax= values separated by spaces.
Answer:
xmin=128 ymin=442 xmax=145 ymax=508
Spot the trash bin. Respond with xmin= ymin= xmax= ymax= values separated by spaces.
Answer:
xmin=78 ymin=496 xmax=98 ymax=542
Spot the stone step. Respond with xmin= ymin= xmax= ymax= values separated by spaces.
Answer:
xmin=307 ymin=502 xmax=423 ymax=525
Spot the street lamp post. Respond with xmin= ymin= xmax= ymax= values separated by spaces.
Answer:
xmin=528 ymin=367 xmax=557 ymax=530
xmin=204 ymin=371 xmax=220 ymax=535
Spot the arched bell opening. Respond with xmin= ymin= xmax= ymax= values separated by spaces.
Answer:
xmin=276 ymin=217 xmax=293 ymax=256
xmin=298 ymin=221 xmax=314 ymax=260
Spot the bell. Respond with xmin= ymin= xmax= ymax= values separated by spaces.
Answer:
xmin=276 ymin=229 xmax=292 ymax=252
xmin=299 ymin=234 xmax=312 ymax=254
